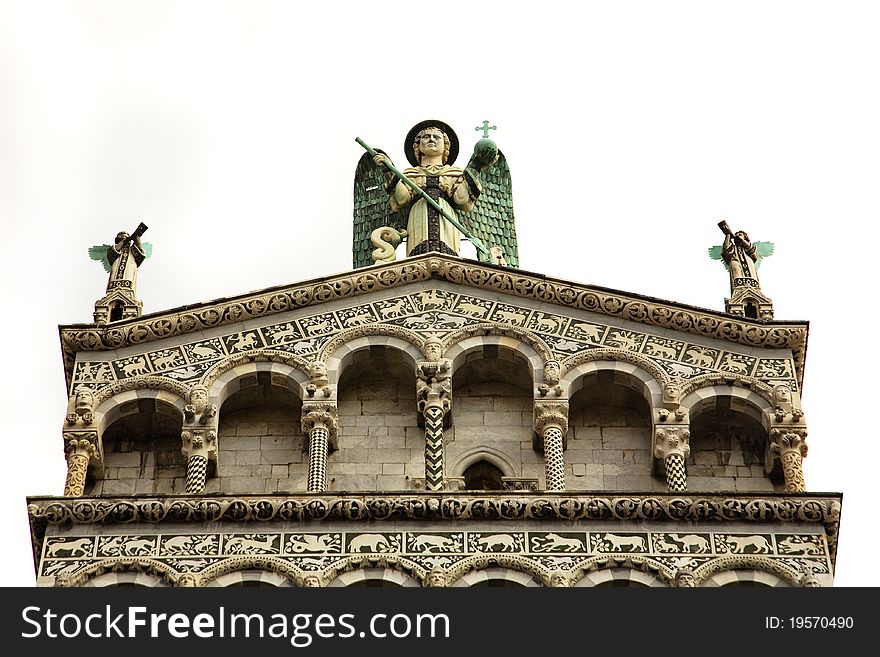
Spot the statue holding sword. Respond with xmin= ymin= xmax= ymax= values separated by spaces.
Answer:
xmin=352 ymin=119 xmax=519 ymax=269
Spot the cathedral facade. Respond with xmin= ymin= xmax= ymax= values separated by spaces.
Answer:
xmin=27 ymin=123 xmax=839 ymax=588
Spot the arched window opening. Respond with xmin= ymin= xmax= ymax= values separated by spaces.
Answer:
xmin=463 ymin=460 xmax=504 ymax=491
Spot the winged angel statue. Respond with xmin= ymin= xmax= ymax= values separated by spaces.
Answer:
xmin=353 ymin=119 xmax=518 ymax=269
xmin=88 ymin=222 xmax=152 ymax=293
xmin=708 ymin=220 xmax=774 ymax=291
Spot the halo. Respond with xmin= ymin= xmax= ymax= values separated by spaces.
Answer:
xmin=405 ymin=119 xmax=459 ymax=166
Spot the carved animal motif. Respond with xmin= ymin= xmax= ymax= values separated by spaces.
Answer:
xmin=476 ymin=534 xmax=518 ymax=551
xmin=121 ymin=357 xmax=149 ymax=377
xmin=653 ymin=536 xmax=679 ymax=553
xmin=306 ymin=321 xmax=332 ymax=336
xmin=778 ymin=537 xmax=822 ymax=555
xmin=225 ymin=534 xmax=276 ymax=554
xmin=495 ymin=310 xmax=526 ymax=324
xmin=190 ymin=344 xmax=220 ymax=358
xmin=668 ymin=533 xmax=710 ymax=553
xmin=667 ymin=363 xmax=696 ymax=377
xmin=344 ymin=312 xmax=373 ymax=327
xmin=607 ymin=333 xmax=639 ymax=351
xmin=456 ymin=301 xmax=487 ymax=316
xmin=572 ymin=322 xmax=603 ymax=341
xmin=293 ymin=339 xmax=316 ymax=354
xmin=229 ymin=333 xmax=258 ymax=351
xmin=434 ymin=313 xmax=467 ymax=328
xmin=348 ymin=534 xmax=391 ymax=553
xmin=720 ymin=354 xmax=749 ymax=374
xmin=532 ymin=533 xmax=584 ymax=552
xmin=410 ymin=534 xmax=457 ymax=553
xmin=419 ymin=290 xmax=445 ymax=309
xmin=685 ymin=348 xmax=715 ymax=368
xmin=45 ymin=538 xmax=93 ymax=558
xmin=553 ymin=339 xmax=582 ymax=352
xmin=100 ymin=536 xmax=154 ymax=556
xmin=645 ymin=343 xmax=677 ymax=359
xmin=163 ymin=535 xmax=215 ymax=555
xmin=165 ymin=367 xmax=201 ymax=380
xmin=287 ymin=534 xmax=337 ymax=553
xmin=534 ymin=315 xmax=559 ymax=332
xmin=269 ymin=325 xmax=299 ymax=344
xmin=379 ymin=300 xmax=406 ymax=318
xmin=152 ymin=352 xmax=181 ymax=369
xmin=724 ymin=535 xmax=772 ymax=554
xmin=401 ymin=314 xmax=434 ymax=327
xmin=602 ymin=534 xmax=646 ymax=551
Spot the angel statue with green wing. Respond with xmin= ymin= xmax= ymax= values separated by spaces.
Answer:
xmin=708 ymin=220 xmax=775 ymax=319
xmin=88 ymin=222 xmax=152 ymax=323
xmin=352 ymin=119 xmax=518 ymax=269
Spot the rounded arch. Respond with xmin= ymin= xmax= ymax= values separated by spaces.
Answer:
xmin=444 ymin=332 xmax=545 ymax=384
xmin=444 ymin=555 xmax=549 ymax=587
xmin=326 ymin=567 xmax=420 ymax=587
xmin=448 ymin=446 xmax=518 ymax=480
xmin=449 ymin=567 xmax=542 ymax=587
xmin=323 ymin=334 xmax=423 ymax=386
xmin=694 ymin=556 xmax=800 ymax=587
xmin=93 ymin=386 xmax=187 ymax=434
xmin=681 ymin=384 xmax=774 ymax=430
xmin=206 ymin=570 xmax=293 ymax=587
xmin=61 ymin=558 xmax=178 ymax=587
xmin=562 ymin=357 xmax=664 ymax=410
xmin=199 ymin=556 xmax=301 ymax=587
xmin=573 ymin=567 xmax=666 ymax=587
xmin=207 ymin=357 xmax=309 ymax=408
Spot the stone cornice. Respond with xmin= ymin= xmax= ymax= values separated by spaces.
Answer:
xmin=27 ymin=491 xmax=840 ymax=572
xmin=58 ymin=254 xmax=809 ymax=389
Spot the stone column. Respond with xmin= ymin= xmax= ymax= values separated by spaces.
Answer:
xmin=181 ymin=429 xmax=217 ymax=494
xmin=534 ymin=401 xmax=569 ymax=491
xmin=63 ymin=431 xmax=101 ymax=496
xmin=301 ymin=403 xmax=338 ymax=493
xmin=654 ymin=427 xmax=691 ymax=492
xmin=417 ymin=336 xmax=452 ymax=492
xmin=770 ymin=428 xmax=808 ymax=492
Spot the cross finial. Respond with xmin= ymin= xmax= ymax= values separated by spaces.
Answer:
xmin=475 ymin=120 xmax=497 ymax=139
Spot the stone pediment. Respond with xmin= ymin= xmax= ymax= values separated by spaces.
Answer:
xmin=60 ymin=253 xmax=807 ymax=396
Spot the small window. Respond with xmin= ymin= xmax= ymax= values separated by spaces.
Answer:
xmin=464 ymin=461 xmax=504 ymax=491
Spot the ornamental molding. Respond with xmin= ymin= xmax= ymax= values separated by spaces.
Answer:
xmin=92 ymin=377 xmax=190 ymax=410
xmin=55 ymin=557 xmax=179 ymax=588
xmin=27 ymin=492 xmax=841 ymax=572
xmin=690 ymin=554 xmax=803 ymax=586
xmin=441 ymin=323 xmax=554 ymax=363
xmin=198 ymin=349 xmax=312 ymax=391
xmin=59 ymin=254 xmax=808 ymax=390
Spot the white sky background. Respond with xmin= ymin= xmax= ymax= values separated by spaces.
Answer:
xmin=1 ymin=1 xmax=877 ymax=586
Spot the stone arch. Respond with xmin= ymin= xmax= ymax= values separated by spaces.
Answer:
xmin=693 ymin=555 xmax=800 ymax=587
xmin=680 ymin=383 xmax=774 ymax=430
xmin=561 ymin=354 xmax=665 ymax=409
xmin=62 ymin=558 xmax=178 ymax=587
xmin=199 ymin=556 xmax=301 ymax=587
xmin=202 ymin=352 xmax=310 ymax=407
xmin=573 ymin=567 xmax=666 ymax=587
xmin=448 ymin=446 xmax=518 ymax=480
xmin=444 ymin=332 xmax=545 ymax=384
xmin=445 ymin=555 xmax=548 ymax=587
xmin=449 ymin=567 xmax=543 ymax=588
xmin=322 ymin=555 xmax=425 ymax=588
xmin=320 ymin=329 xmax=424 ymax=384
xmin=206 ymin=570 xmax=293 ymax=587
xmin=93 ymin=385 xmax=188 ymax=434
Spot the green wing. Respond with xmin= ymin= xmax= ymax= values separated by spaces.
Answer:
xmin=142 ymin=242 xmax=153 ymax=259
xmin=352 ymin=151 xmax=402 ymax=269
xmin=754 ymin=240 xmax=774 ymax=267
xmin=459 ymin=147 xmax=519 ymax=267
xmin=88 ymin=245 xmax=112 ymax=273
xmin=707 ymin=244 xmax=729 ymax=271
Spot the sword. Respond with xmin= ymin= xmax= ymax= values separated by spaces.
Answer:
xmin=356 ymin=137 xmax=491 ymax=259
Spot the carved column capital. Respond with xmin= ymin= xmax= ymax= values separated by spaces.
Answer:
xmin=301 ymin=403 xmax=339 ymax=438
xmin=769 ymin=427 xmax=808 ymax=458
xmin=653 ymin=426 xmax=691 ymax=461
xmin=534 ymin=401 xmax=569 ymax=434
xmin=181 ymin=429 xmax=217 ymax=460
xmin=63 ymin=430 xmax=101 ymax=463
xmin=416 ymin=358 xmax=452 ymax=414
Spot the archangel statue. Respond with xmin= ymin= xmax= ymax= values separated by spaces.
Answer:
xmin=88 ymin=222 xmax=152 ymax=323
xmin=708 ymin=220 xmax=775 ymax=319
xmin=353 ymin=119 xmax=518 ymax=269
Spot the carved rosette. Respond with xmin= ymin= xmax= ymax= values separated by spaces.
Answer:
xmin=534 ymin=402 xmax=569 ymax=492
xmin=63 ymin=431 xmax=100 ymax=496
xmin=654 ymin=427 xmax=691 ymax=492
xmin=301 ymin=403 xmax=339 ymax=493
xmin=770 ymin=428 xmax=808 ymax=493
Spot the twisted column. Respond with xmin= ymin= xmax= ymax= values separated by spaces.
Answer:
xmin=534 ymin=401 xmax=569 ymax=491
xmin=417 ymin=339 xmax=452 ymax=491
xmin=63 ymin=431 xmax=100 ymax=496
xmin=181 ymin=429 xmax=217 ymax=494
xmin=301 ymin=404 xmax=338 ymax=493
xmin=654 ymin=427 xmax=691 ymax=492
xmin=770 ymin=428 xmax=808 ymax=492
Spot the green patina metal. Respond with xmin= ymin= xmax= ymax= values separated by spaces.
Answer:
xmin=474 ymin=120 xmax=497 ymax=139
